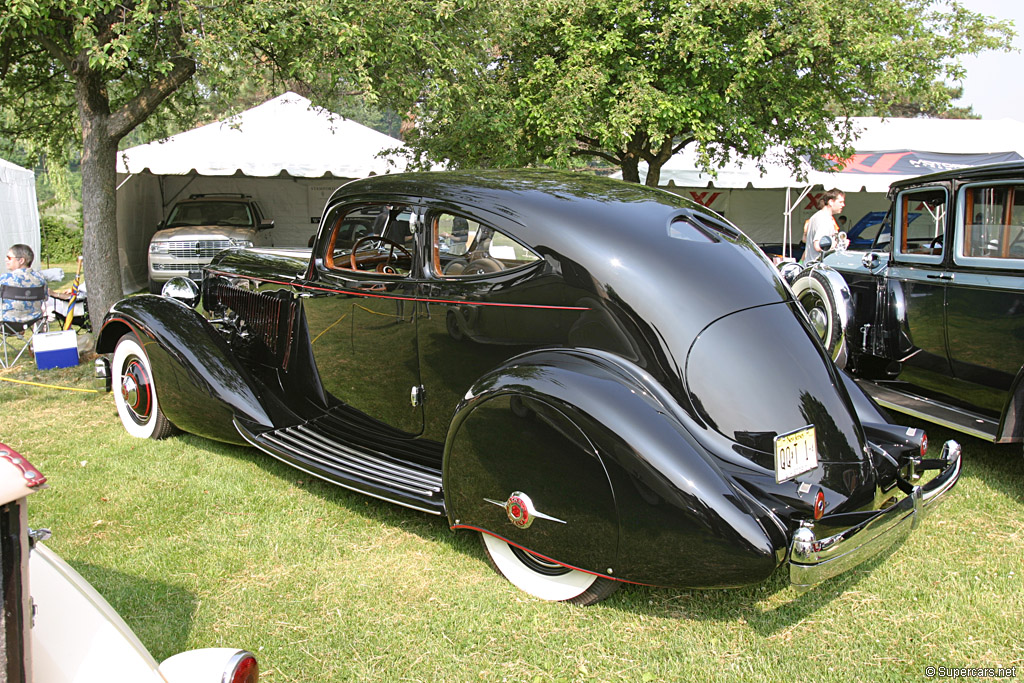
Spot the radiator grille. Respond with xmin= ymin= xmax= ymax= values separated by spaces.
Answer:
xmin=206 ymin=280 xmax=296 ymax=368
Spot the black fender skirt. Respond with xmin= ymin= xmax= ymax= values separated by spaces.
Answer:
xmin=444 ymin=348 xmax=785 ymax=589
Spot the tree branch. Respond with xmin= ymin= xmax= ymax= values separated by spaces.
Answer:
xmin=108 ymin=55 xmax=197 ymax=141
xmin=36 ymin=34 xmax=74 ymax=73
xmin=570 ymin=148 xmax=622 ymax=166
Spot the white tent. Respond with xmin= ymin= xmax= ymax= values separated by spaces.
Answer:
xmin=616 ymin=117 xmax=1024 ymax=249
xmin=115 ymin=92 xmax=421 ymax=292
xmin=0 ymin=157 xmax=41 ymax=266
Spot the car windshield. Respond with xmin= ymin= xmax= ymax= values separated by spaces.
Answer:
xmin=166 ymin=201 xmax=254 ymax=228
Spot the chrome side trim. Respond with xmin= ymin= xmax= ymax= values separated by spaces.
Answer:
xmin=790 ymin=439 xmax=961 ymax=589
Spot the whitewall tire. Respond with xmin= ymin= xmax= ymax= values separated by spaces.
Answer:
xmin=480 ymin=533 xmax=620 ymax=605
xmin=112 ymin=336 xmax=175 ymax=440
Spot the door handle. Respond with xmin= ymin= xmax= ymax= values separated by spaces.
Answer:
xmin=926 ymin=273 xmax=953 ymax=281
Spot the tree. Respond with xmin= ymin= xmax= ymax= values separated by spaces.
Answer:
xmin=885 ymin=84 xmax=980 ymax=119
xmin=404 ymin=0 xmax=1013 ymax=184
xmin=0 ymin=0 xmax=488 ymax=319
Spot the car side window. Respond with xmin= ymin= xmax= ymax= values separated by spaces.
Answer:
xmin=894 ymin=187 xmax=947 ymax=263
xmin=955 ymin=183 xmax=1024 ymax=266
xmin=431 ymin=212 xmax=540 ymax=277
xmin=323 ymin=203 xmax=416 ymax=277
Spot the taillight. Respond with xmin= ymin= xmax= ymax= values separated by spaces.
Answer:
xmin=920 ymin=432 xmax=928 ymax=457
xmin=227 ymin=652 xmax=259 ymax=683
xmin=813 ymin=489 xmax=826 ymax=520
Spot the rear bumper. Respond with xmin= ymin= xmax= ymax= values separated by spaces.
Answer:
xmin=789 ymin=439 xmax=961 ymax=589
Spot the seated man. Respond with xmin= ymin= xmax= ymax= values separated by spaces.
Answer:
xmin=2 ymin=244 xmax=48 ymax=332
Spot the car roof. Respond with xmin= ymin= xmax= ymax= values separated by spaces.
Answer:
xmin=328 ymin=169 xmax=714 ymax=249
xmin=177 ymin=195 xmax=255 ymax=203
xmin=889 ymin=160 xmax=1024 ymax=193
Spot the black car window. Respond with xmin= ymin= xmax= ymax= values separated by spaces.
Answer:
xmin=955 ymin=183 xmax=1024 ymax=265
xmin=323 ymin=203 xmax=416 ymax=277
xmin=431 ymin=212 xmax=540 ymax=278
xmin=894 ymin=187 xmax=947 ymax=263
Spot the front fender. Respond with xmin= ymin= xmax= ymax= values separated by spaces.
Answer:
xmin=97 ymin=296 xmax=273 ymax=445
xmin=444 ymin=348 xmax=783 ymax=589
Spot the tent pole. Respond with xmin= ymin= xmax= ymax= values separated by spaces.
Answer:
xmin=115 ymin=174 xmax=134 ymax=191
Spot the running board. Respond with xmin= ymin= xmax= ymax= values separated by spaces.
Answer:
xmin=855 ymin=379 xmax=1001 ymax=442
xmin=235 ymin=417 xmax=445 ymax=516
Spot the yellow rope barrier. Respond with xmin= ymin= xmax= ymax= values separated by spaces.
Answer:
xmin=0 ymin=376 xmax=100 ymax=393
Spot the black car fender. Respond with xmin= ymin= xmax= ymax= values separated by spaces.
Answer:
xmin=96 ymin=295 xmax=274 ymax=445
xmin=443 ymin=348 xmax=783 ymax=588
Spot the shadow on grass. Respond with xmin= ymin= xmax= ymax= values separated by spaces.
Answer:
xmin=178 ymin=432 xmax=890 ymax=631
xmin=900 ymin=420 xmax=1024 ymax=505
xmin=603 ymin=542 xmax=902 ymax=635
xmin=61 ymin=560 xmax=198 ymax=662
xmin=170 ymin=411 xmax=1024 ymax=634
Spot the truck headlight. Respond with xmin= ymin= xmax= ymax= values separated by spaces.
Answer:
xmin=230 ymin=239 xmax=254 ymax=248
xmin=149 ymin=242 xmax=169 ymax=254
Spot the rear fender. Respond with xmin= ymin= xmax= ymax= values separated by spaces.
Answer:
xmin=96 ymin=295 xmax=272 ymax=444
xmin=444 ymin=349 xmax=783 ymax=588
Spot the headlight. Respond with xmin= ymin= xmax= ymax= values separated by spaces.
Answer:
xmin=230 ymin=239 xmax=254 ymax=248
xmin=149 ymin=242 xmax=169 ymax=254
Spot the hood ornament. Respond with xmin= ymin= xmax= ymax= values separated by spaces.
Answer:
xmin=484 ymin=491 xmax=566 ymax=529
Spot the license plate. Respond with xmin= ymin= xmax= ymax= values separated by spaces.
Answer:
xmin=774 ymin=425 xmax=818 ymax=483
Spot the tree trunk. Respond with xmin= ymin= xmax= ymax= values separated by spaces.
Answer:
xmin=73 ymin=65 xmax=122 ymax=330
xmin=644 ymin=161 xmax=662 ymax=187
xmin=79 ymin=119 xmax=121 ymax=329
xmin=620 ymin=156 xmax=641 ymax=183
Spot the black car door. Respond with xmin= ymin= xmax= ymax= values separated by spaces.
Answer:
xmin=884 ymin=184 xmax=954 ymax=394
xmin=944 ymin=180 xmax=1024 ymax=416
xmin=302 ymin=201 xmax=424 ymax=436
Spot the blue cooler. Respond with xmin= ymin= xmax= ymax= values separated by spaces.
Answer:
xmin=32 ymin=330 xmax=79 ymax=370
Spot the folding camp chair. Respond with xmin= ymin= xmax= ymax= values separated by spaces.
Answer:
xmin=1 ymin=283 xmax=49 ymax=368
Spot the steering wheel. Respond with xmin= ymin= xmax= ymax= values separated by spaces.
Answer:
xmin=350 ymin=235 xmax=412 ymax=273
xmin=928 ymin=234 xmax=944 ymax=252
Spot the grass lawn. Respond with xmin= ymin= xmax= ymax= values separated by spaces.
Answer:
xmin=1 ymin=351 xmax=1022 ymax=682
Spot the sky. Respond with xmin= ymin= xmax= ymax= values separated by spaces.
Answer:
xmin=952 ymin=0 xmax=1024 ymax=119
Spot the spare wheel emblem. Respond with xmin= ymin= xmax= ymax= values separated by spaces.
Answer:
xmin=484 ymin=491 xmax=566 ymax=529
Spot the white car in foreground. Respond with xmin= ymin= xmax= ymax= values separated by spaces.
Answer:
xmin=0 ymin=442 xmax=259 ymax=683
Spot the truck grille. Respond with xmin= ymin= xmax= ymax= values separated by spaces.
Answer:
xmin=167 ymin=240 xmax=233 ymax=258
xmin=152 ymin=262 xmax=207 ymax=271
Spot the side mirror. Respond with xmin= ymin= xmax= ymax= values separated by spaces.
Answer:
xmin=818 ymin=235 xmax=833 ymax=252
xmin=258 ymin=220 xmax=275 ymax=230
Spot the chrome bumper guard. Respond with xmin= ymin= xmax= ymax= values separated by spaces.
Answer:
xmin=789 ymin=439 xmax=961 ymax=590
xmin=93 ymin=357 xmax=111 ymax=393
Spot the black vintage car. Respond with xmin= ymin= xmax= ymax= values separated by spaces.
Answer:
xmin=95 ymin=170 xmax=961 ymax=605
xmin=789 ymin=161 xmax=1024 ymax=445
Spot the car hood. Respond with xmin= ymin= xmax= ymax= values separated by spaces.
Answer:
xmin=151 ymin=225 xmax=256 ymax=243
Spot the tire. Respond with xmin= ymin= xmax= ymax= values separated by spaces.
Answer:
xmin=148 ymin=279 xmax=163 ymax=294
xmin=791 ymin=266 xmax=853 ymax=368
xmin=445 ymin=309 xmax=465 ymax=341
xmin=112 ymin=336 xmax=175 ymax=439
xmin=480 ymin=533 xmax=620 ymax=605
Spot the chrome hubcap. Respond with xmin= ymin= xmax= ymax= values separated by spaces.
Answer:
xmin=809 ymin=307 xmax=827 ymax=338
xmin=120 ymin=358 xmax=152 ymax=424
